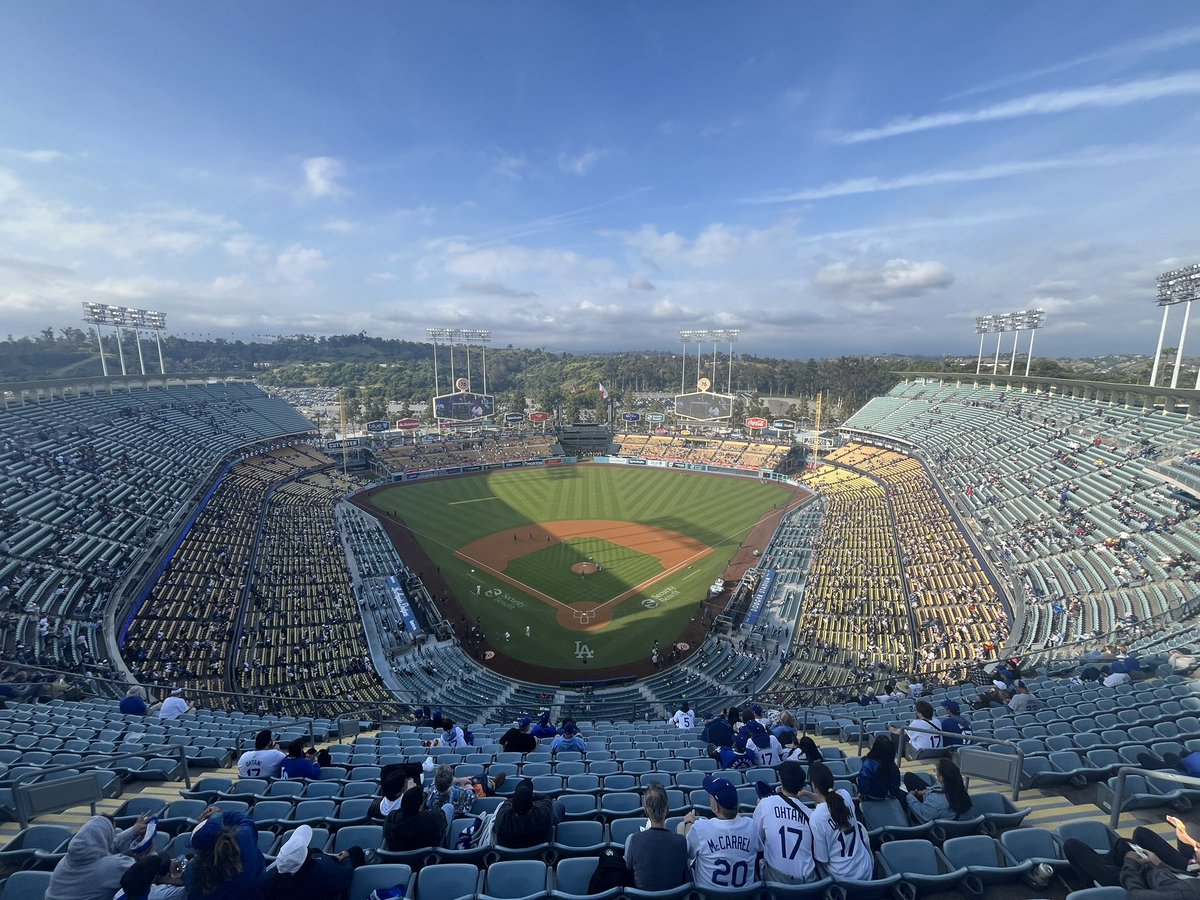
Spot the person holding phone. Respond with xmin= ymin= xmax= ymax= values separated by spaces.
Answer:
xmin=1064 ymin=818 xmax=1200 ymax=898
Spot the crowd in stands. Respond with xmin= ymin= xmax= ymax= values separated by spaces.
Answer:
xmin=616 ymin=433 xmax=790 ymax=470
xmin=843 ymin=381 xmax=1199 ymax=659
xmin=375 ymin=433 xmax=556 ymax=473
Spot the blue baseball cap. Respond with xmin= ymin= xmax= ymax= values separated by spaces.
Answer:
xmin=519 ymin=716 xmax=532 ymax=727
xmin=702 ymin=774 xmax=739 ymax=811
xmin=750 ymin=704 xmax=763 ymax=716
xmin=942 ymin=700 xmax=961 ymax=714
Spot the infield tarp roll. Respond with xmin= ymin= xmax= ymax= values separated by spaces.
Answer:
xmin=386 ymin=575 xmax=422 ymax=635
xmin=744 ymin=567 xmax=775 ymax=627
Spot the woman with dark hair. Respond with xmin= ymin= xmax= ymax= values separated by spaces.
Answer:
xmin=904 ymin=759 xmax=972 ymax=823
xmin=184 ymin=808 xmax=266 ymax=900
xmin=806 ymin=761 xmax=872 ymax=880
xmin=856 ymin=735 xmax=902 ymax=800
xmin=797 ymin=736 xmax=823 ymax=764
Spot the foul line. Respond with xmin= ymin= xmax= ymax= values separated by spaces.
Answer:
xmin=449 ymin=496 xmax=500 ymax=505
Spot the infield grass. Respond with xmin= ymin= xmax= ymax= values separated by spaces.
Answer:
xmin=368 ymin=465 xmax=790 ymax=669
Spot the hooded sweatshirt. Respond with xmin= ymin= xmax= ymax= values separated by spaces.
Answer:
xmin=47 ymin=816 xmax=139 ymax=900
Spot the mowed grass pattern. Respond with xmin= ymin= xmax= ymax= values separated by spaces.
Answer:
xmin=504 ymin=537 xmax=663 ymax=605
xmin=369 ymin=465 xmax=791 ymax=669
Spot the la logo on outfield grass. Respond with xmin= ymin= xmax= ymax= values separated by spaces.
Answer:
xmin=574 ymin=641 xmax=595 ymax=659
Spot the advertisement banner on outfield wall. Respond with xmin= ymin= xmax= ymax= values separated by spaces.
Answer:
xmin=395 ymin=418 xmax=421 ymax=430
xmin=622 ymin=412 xmax=640 ymax=422
xmin=504 ymin=413 xmax=524 ymax=423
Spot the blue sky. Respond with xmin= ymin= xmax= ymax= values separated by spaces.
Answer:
xmin=2 ymin=2 xmax=1199 ymax=358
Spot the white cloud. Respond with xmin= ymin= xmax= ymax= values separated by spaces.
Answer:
xmin=321 ymin=218 xmax=358 ymax=233
xmin=492 ymin=154 xmax=528 ymax=182
xmin=833 ymin=71 xmax=1200 ymax=143
xmin=748 ymin=145 xmax=1179 ymax=202
xmin=948 ymin=25 xmax=1200 ymax=100
xmin=626 ymin=274 xmax=655 ymax=291
xmin=458 ymin=280 xmax=538 ymax=298
xmin=301 ymin=156 xmax=346 ymax=198
xmin=1 ymin=149 xmax=72 ymax=163
xmin=559 ymin=149 xmax=607 ymax=176
xmin=813 ymin=258 xmax=954 ymax=298
xmin=275 ymin=244 xmax=327 ymax=282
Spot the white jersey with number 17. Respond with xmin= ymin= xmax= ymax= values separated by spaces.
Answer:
xmin=810 ymin=790 xmax=872 ymax=880
xmin=686 ymin=815 xmax=761 ymax=889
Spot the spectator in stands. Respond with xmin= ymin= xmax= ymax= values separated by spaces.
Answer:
xmin=119 ymin=685 xmax=149 ymax=716
xmin=425 ymin=764 xmax=476 ymax=823
xmin=716 ymin=735 xmax=758 ymax=771
xmin=701 ymin=708 xmax=735 ymax=753
xmin=368 ymin=764 xmax=421 ymax=820
xmin=280 ymin=738 xmax=321 ymax=780
xmin=260 ymin=824 xmax=363 ymax=900
xmin=669 ymin=700 xmax=695 ymax=729
xmin=383 ymin=786 xmax=446 ymax=852
xmin=748 ymin=724 xmax=783 ymax=767
xmin=938 ymin=700 xmax=970 ymax=747
xmin=784 ymin=735 xmax=822 ymax=765
xmin=903 ymin=759 xmax=972 ymax=823
xmin=856 ymin=735 xmax=901 ymax=800
xmin=1104 ymin=659 xmax=1132 ymax=687
xmin=858 ymin=686 xmax=880 ymax=706
xmin=117 ymin=852 xmax=185 ymax=900
xmin=735 ymin=704 xmax=766 ymax=744
xmin=530 ymin=712 xmax=557 ymax=739
xmin=186 ymin=807 xmax=266 ymax=900
xmin=495 ymin=778 xmax=563 ymax=848
xmin=237 ymin=729 xmax=285 ymax=779
xmin=1170 ymin=649 xmax=1199 ymax=675
xmin=753 ymin=760 xmax=817 ymax=884
xmin=1007 ymin=680 xmax=1037 ymax=714
xmin=47 ymin=813 xmax=153 ymax=900
xmin=157 ymin=688 xmax=189 ymax=720
xmin=1064 ymin=818 xmax=1200 ymax=899
xmin=498 ymin=716 xmax=537 ymax=754
xmin=550 ymin=721 xmax=587 ymax=753
xmin=677 ymin=775 xmax=760 ymax=890
xmin=807 ymin=761 xmax=873 ymax=881
xmin=625 ymin=782 xmax=689 ymax=892
xmin=430 ymin=717 xmax=467 ymax=749
xmin=771 ymin=710 xmax=800 ymax=739
xmin=891 ymin=700 xmax=942 ymax=753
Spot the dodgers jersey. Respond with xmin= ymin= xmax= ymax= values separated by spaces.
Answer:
xmin=810 ymin=790 xmax=873 ymax=880
xmin=753 ymin=795 xmax=817 ymax=882
xmin=686 ymin=815 xmax=761 ymax=889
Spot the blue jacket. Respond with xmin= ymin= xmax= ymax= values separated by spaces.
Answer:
xmin=857 ymin=758 xmax=902 ymax=800
xmin=701 ymin=717 xmax=734 ymax=748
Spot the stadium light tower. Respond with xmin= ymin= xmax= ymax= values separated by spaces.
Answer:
xmin=82 ymin=302 xmax=112 ymax=377
xmin=1152 ymin=263 xmax=1200 ymax=389
xmin=1012 ymin=308 xmax=1047 ymax=377
xmin=679 ymin=329 xmax=740 ymax=394
xmin=82 ymin=303 xmax=169 ymax=377
xmin=974 ymin=315 xmax=996 ymax=375
xmin=426 ymin=327 xmax=493 ymax=396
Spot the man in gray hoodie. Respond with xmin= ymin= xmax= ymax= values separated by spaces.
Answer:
xmin=47 ymin=814 xmax=151 ymax=900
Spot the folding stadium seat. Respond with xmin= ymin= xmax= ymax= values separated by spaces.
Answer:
xmin=601 ymin=774 xmax=636 ymax=792
xmin=157 ymin=799 xmax=209 ymax=836
xmin=941 ymin=834 xmax=1032 ymax=889
xmin=521 ymin=763 xmax=553 ymax=778
xmin=564 ymin=774 xmax=600 ymax=796
xmin=1065 ymin=888 xmax=1132 ymax=900
xmin=598 ymin=791 xmax=642 ymax=820
xmin=1056 ymin=820 xmax=1121 ymax=854
xmin=304 ymin=781 xmax=342 ymax=799
xmin=878 ymin=839 xmax=972 ymax=896
xmin=113 ymin=796 xmax=168 ymax=828
xmin=411 ymin=860 xmax=482 ymax=900
xmin=860 ymin=799 xmax=934 ymax=841
xmin=328 ymin=824 xmax=383 ymax=857
xmin=551 ymin=821 xmax=606 ymax=858
xmin=251 ymin=800 xmax=296 ymax=833
xmin=272 ymin=827 xmax=330 ymax=857
xmin=0 ymin=825 xmax=73 ymax=871
xmin=348 ymin=864 xmax=413 ymax=900
xmin=969 ymin=793 xmax=1030 ymax=832
xmin=290 ymin=799 xmax=338 ymax=828
xmin=0 ymin=870 xmax=52 ymax=900
xmin=1000 ymin=827 xmax=1071 ymax=876
xmin=550 ymin=855 xmax=621 ymax=900
xmin=265 ymin=781 xmax=305 ymax=800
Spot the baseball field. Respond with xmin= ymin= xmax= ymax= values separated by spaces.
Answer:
xmin=365 ymin=464 xmax=796 ymax=671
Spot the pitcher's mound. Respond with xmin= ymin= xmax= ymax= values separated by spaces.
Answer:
xmin=570 ymin=561 xmax=600 ymax=575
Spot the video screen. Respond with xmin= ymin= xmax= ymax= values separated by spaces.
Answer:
xmin=674 ymin=391 xmax=733 ymax=421
xmin=433 ymin=391 xmax=495 ymax=421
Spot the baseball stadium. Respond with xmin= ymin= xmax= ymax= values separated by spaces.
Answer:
xmin=3 ymin=9 xmax=1200 ymax=891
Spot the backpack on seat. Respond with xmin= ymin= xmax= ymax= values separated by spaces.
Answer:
xmin=588 ymin=847 xmax=633 ymax=892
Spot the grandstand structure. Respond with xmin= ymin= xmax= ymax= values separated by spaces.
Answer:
xmin=2 ymin=365 xmax=1200 ymax=897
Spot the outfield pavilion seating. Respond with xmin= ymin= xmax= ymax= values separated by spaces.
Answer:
xmin=843 ymin=380 xmax=1199 ymax=656
xmin=0 ymin=382 xmax=313 ymax=674
xmin=375 ymin=434 xmax=557 ymax=474
xmin=614 ymin=433 xmax=790 ymax=471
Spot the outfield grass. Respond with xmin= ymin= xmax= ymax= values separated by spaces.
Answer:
xmin=369 ymin=465 xmax=791 ymax=669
